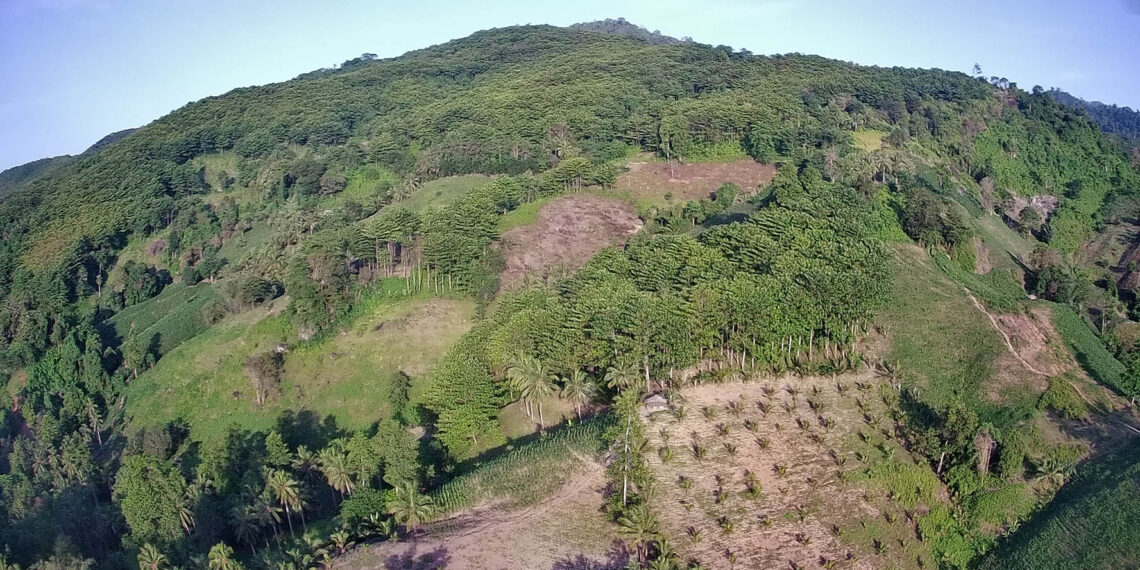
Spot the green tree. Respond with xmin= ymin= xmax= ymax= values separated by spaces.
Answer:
xmin=136 ymin=544 xmax=166 ymax=570
xmin=207 ymin=543 xmax=243 ymax=570
xmin=265 ymin=469 xmax=301 ymax=538
xmin=617 ymin=504 xmax=660 ymax=563
xmin=386 ymin=484 xmax=435 ymax=534
xmin=114 ymin=455 xmax=187 ymax=545
xmin=560 ymin=370 xmax=597 ymax=420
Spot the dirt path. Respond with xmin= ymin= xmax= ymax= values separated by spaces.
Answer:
xmin=964 ymin=290 xmax=1051 ymax=377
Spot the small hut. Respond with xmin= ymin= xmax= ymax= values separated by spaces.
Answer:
xmin=643 ymin=393 xmax=669 ymax=414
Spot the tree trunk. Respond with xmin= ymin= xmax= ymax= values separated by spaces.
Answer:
xmin=538 ymin=401 xmax=545 ymax=429
xmin=285 ymin=504 xmax=295 ymax=538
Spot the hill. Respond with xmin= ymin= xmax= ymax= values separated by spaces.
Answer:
xmin=1 ymin=20 xmax=1139 ymax=570
xmin=1047 ymin=88 xmax=1140 ymax=145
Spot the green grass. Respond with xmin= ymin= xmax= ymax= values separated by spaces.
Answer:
xmin=102 ymin=283 xmax=222 ymax=356
xmin=679 ymin=140 xmax=749 ymax=162
xmin=931 ymin=252 xmax=1026 ymax=311
xmin=974 ymin=215 xmax=1034 ymax=271
xmin=397 ymin=174 xmax=493 ymax=212
xmin=853 ymin=129 xmax=886 ymax=151
xmin=879 ymin=245 xmax=1006 ymax=411
xmin=216 ymin=222 xmax=272 ymax=264
xmin=1050 ymin=303 xmax=1127 ymax=395
xmin=497 ymin=195 xmax=554 ymax=232
xmin=978 ymin=440 xmax=1140 ymax=570
xmin=430 ymin=414 xmax=614 ymax=515
xmin=124 ymin=292 xmax=474 ymax=442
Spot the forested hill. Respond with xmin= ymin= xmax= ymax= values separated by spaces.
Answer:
xmin=2 ymin=21 xmax=1140 ymax=570
xmin=1047 ymin=87 xmax=1140 ymax=145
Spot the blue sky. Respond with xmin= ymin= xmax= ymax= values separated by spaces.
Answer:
xmin=1 ymin=0 xmax=1138 ymax=170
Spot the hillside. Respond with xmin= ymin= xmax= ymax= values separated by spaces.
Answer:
xmin=1 ymin=20 xmax=1139 ymax=570
xmin=1047 ymin=88 xmax=1140 ymax=146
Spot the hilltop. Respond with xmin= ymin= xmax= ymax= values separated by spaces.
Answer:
xmin=0 ymin=21 xmax=1138 ymax=570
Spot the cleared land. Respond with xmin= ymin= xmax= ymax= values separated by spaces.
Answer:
xmin=337 ymin=419 xmax=619 ymax=570
xmin=615 ymin=159 xmax=776 ymax=204
xmin=125 ymin=296 xmax=474 ymax=441
xmin=498 ymin=194 xmax=642 ymax=288
xmin=644 ymin=374 xmax=942 ymax=569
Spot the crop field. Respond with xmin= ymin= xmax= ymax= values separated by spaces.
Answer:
xmin=644 ymin=373 xmax=956 ymax=569
xmin=978 ymin=440 xmax=1140 ymax=570
xmin=125 ymin=295 xmax=474 ymax=441
xmin=101 ymin=282 xmax=222 ymax=356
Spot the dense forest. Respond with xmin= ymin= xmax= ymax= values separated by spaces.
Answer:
xmin=1047 ymin=88 xmax=1140 ymax=146
xmin=0 ymin=21 xmax=1138 ymax=570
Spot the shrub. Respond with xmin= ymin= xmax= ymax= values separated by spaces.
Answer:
xmin=1038 ymin=376 xmax=1089 ymax=420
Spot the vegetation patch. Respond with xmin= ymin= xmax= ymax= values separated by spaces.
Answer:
xmin=979 ymin=440 xmax=1140 ymax=570
xmin=101 ymin=283 xmax=223 ymax=357
xmin=1050 ymin=303 xmax=1127 ymax=394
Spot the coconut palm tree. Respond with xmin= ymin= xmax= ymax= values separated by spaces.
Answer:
xmin=617 ymin=504 xmax=660 ymax=563
xmin=265 ymin=469 xmax=301 ymax=538
xmin=560 ymin=370 xmax=597 ymax=420
xmin=230 ymin=504 xmax=261 ymax=554
xmin=386 ymin=484 xmax=435 ymax=535
xmin=137 ymin=544 xmax=167 ymax=570
xmin=507 ymin=353 xmax=558 ymax=427
xmin=318 ymin=447 xmax=355 ymax=498
xmin=207 ymin=543 xmax=241 ymax=570
xmin=605 ymin=361 xmax=642 ymax=395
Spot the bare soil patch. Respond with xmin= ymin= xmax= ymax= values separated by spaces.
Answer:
xmin=498 ymin=195 xmax=641 ymax=289
xmin=644 ymin=374 xmax=891 ymax=570
xmin=616 ymin=159 xmax=776 ymax=203
xmin=337 ymin=458 xmax=622 ymax=570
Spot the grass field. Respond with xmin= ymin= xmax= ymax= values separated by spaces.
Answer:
xmin=974 ymin=214 xmax=1034 ymax=271
xmin=878 ymin=245 xmax=1007 ymax=413
xmin=1050 ymin=303 xmax=1128 ymax=395
xmin=216 ymin=222 xmax=273 ymax=265
xmin=497 ymin=195 xmax=555 ymax=232
xmin=978 ymin=440 xmax=1140 ymax=570
xmin=853 ymin=129 xmax=886 ymax=151
xmin=397 ymin=174 xmax=493 ymax=212
xmin=125 ymin=294 xmax=475 ymax=442
xmin=101 ymin=282 xmax=222 ymax=356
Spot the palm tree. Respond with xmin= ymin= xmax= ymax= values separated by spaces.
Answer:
xmin=560 ymin=370 xmax=597 ymax=420
xmin=506 ymin=353 xmax=558 ymax=427
xmin=230 ymin=504 xmax=261 ymax=554
xmin=292 ymin=445 xmax=320 ymax=482
xmin=329 ymin=529 xmax=355 ymax=556
xmin=176 ymin=490 xmax=196 ymax=536
xmin=137 ymin=544 xmax=167 ymax=570
xmin=605 ymin=362 xmax=642 ymax=395
xmin=318 ymin=447 xmax=355 ymax=498
xmin=386 ymin=484 xmax=435 ymax=535
xmin=207 ymin=543 xmax=241 ymax=570
xmin=617 ymin=504 xmax=660 ymax=563
xmin=265 ymin=469 xmax=301 ymax=538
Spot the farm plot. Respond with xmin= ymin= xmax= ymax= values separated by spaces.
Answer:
xmin=644 ymin=373 xmax=946 ymax=569
xmin=616 ymin=159 xmax=776 ymax=204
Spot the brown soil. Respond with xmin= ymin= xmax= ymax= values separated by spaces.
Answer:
xmin=644 ymin=374 xmax=894 ymax=570
xmin=974 ymin=239 xmax=994 ymax=274
xmin=498 ymin=195 xmax=641 ymax=289
xmin=616 ymin=159 xmax=777 ymax=203
xmin=336 ymin=458 xmax=622 ymax=570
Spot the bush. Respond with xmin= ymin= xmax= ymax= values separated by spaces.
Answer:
xmin=339 ymin=488 xmax=392 ymax=526
xmin=1037 ymin=376 xmax=1089 ymax=420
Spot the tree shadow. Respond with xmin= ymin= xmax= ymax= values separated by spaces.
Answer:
xmin=552 ymin=541 xmax=631 ymax=570
xmin=383 ymin=544 xmax=451 ymax=570
xmin=275 ymin=409 xmax=344 ymax=450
